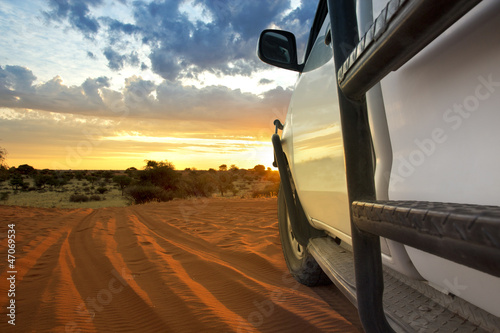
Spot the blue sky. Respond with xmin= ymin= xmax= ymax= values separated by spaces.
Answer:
xmin=0 ymin=0 xmax=315 ymax=170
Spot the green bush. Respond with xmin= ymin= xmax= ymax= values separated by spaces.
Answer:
xmin=179 ymin=172 xmax=216 ymax=198
xmin=89 ymin=194 xmax=102 ymax=201
xmin=96 ymin=187 xmax=107 ymax=194
xmin=0 ymin=192 xmax=8 ymax=201
xmin=69 ymin=194 xmax=89 ymax=202
xmin=125 ymin=185 xmax=173 ymax=204
xmin=140 ymin=161 xmax=179 ymax=192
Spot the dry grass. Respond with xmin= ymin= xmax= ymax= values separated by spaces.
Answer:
xmin=0 ymin=170 xmax=279 ymax=208
xmin=0 ymin=179 xmax=129 ymax=209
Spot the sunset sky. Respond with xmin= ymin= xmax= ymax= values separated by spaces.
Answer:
xmin=0 ymin=0 xmax=315 ymax=170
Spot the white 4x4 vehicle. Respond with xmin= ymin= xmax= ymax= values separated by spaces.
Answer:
xmin=258 ymin=0 xmax=500 ymax=332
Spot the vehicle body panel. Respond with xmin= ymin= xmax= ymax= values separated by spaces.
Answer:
xmin=378 ymin=0 xmax=500 ymax=316
xmin=263 ymin=0 xmax=500 ymax=322
xmin=285 ymin=19 xmax=352 ymax=244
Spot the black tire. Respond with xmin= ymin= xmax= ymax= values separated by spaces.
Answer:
xmin=278 ymin=186 xmax=331 ymax=286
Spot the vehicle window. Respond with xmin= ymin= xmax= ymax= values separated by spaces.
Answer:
xmin=303 ymin=0 xmax=328 ymax=63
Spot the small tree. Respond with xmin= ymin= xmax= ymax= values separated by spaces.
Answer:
xmin=180 ymin=171 xmax=216 ymax=198
xmin=0 ymin=166 xmax=8 ymax=182
xmin=86 ymin=175 xmax=98 ymax=186
xmin=10 ymin=175 xmax=27 ymax=191
xmin=102 ymin=170 xmax=113 ymax=182
xmin=34 ymin=174 xmax=51 ymax=189
xmin=17 ymin=164 xmax=36 ymax=176
xmin=140 ymin=160 xmax=179 ymax=192
xmin=0 ymin=146 xmax=6 ymax=167
xmin=113 ymin=175 xmax=132 ymax=196
xmin=216 ymin=171 xmax=235 ymax=197
xmin=219 ymin=164 xmax=227 ymax=172
xmin=145 ymin=160 xmax=159 ymax=169
xmin=125 ymin=167 xmax=138 ymax=178
xmin=253 ymin=164 xmax=266 ymax=177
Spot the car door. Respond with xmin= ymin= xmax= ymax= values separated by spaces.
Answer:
xmin=289 ymin=14 xmax=352 ymax=244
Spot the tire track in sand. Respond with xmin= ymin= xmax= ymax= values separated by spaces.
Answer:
xmin=110 ymin=207 xmax=220 ymax=332
xmin=128 ymin=201 xmax=360 ymax=332
xmin=0 ymin=200 xmax=362 ymax=332
xmin=67 ymin=208 xmax=169 ymax=332
xmin=0 ymin=209 xmax=88 ymax=332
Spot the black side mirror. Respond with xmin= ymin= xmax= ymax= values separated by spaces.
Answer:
xmin=258 ymin=29 xmax=303 ymax=72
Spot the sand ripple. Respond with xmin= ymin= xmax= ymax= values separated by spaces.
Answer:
xmin=0 ymin=198 xmax=361 ymax=332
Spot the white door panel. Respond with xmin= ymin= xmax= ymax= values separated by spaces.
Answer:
xmin=289 ymin=19 xmax=351 ymax=243
xmin=380 ymin=0 xmax=500 ymax=316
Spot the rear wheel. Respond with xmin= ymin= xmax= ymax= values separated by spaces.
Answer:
xmin=278 ymin=185 xmax=331 ymax=286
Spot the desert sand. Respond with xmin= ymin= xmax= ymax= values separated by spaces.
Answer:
xmin=0 ymin=198 xmax=362 ymax=332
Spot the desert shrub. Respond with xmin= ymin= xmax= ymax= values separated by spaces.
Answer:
xmin=252 ymin=184 xmax=280 ymax=198
xmin=216 ymin=172 xmax=235 ymax=197
xmin=96 ymin=187 xmax=107 ymax=194
xmin=10 ymin=176 xmax=27 ymax=191
xmin=0 ymin=192 xmax=8 ymax=201
xmin=179 ymin=171 xmax=217 ymax=198
xmin=125 ymin=185 xmax=174 ymax=204
xmin=113 ymin=175 xmax=132 ymax=196
xmin=140 ymin=162 xmax=179 ymax=192
xmin=34 ymin=174 xmax=50 ymax=189
xmin=89 ymin=194 xmax=102 ymax=201
xmin=69 ymin=194 xmax=89 ymax=202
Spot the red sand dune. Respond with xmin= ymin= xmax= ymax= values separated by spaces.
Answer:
xmin=0 ymin=198 xmax=362 ymax=332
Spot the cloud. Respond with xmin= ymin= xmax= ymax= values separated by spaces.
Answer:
xmin=44 ymin=0 xmax=104 ymax=38
xmin=149 ymin=49 xmax=182 ymax=81
xmin=81 ymin=76 xmax=110 ymax=107
xmin=42 ymin=0 xmax=317 ymax=81
xmin=0 ymin=65 xmax=37 ymax=95
xmin=0 ymin=65 xmax=291 ymax=138
xmin=132 ymin=0 xmax=292 ymax=80
xmin=277 ymin=1 xmax=317 ymax=52
xmin=259 ymin=78 xmax=274 ymax=85
xmin=0 ymin=65 xmax=110 ymax=115
xmin=201 ymin=0 xmax=289 ymax=39
xmin=105 ymin=18 xmax=140 ymax=35
xmin=103 ymin=47 xmax=140 ymax=71
xmin=103 ymin=47 xmax=126 ymax=70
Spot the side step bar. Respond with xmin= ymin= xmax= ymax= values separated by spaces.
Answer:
xmin=352 ymin=201 xmax=500 ymax=278
xmin=326 ymin=0 xmax=493 ymax=330
xmin=308 ymin=237 xmax=500 ymax=332
xmin=337 ymin=0 xmax=483 ymax=99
